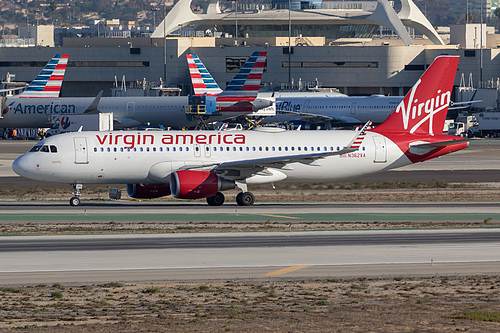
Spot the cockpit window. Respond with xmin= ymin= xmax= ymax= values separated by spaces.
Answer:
xmin=50 ymin=145 xmax=58 ymax=153
xmin=40 ymin=145 xmax=49 ymax=153
xmin=29 ymin=144 xmax=42 ymax=152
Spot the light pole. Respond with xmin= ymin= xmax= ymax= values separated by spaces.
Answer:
xmin=480 ymin=0 xmax=483 ymax=85
xmin=163 ymin=4 xmax=167 ymax=87
xmin=151 ymin=5 xmax=160 ymax=28
xmin=288 ymin=0 xmax=292 ymax=88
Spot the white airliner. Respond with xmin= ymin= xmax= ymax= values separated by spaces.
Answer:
xmin=189 ymin=54 xmax=479 ymax=127
xmin=13 ymin=56 xmax=468 ymax=207
xmin=1 ymin=52 xmax=269 ymax=130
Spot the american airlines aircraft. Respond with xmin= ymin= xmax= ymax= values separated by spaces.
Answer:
xmin=189 ymin=54 xmax=478 ymax=127
xmin=13 ymin=56 xmax=467 ymax=207
xmin=1 ymin=52 xmax=269 ymax=129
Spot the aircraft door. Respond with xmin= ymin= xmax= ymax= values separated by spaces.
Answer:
xmin=0 ymin=96 xmax=6 ymax=119
xmin=126 ymin=102 xmax=135 ymax=117
xmin=372 ymin=136 xmax=387 ymax=163
xmin=74 ymin=137 xmax=89 ymax=164
xmin=204 ymin=145 xmax=211 ymax=157
xmin=350 ymin=102 xmax=357 ymax=115
xmin=303 ymin=100 xmax=311 ymax=112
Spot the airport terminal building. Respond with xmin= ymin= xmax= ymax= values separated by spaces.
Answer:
xmin=0 ymin=0 xmax=499 ymax=108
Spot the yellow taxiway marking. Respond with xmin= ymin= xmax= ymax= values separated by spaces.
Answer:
xmin=250 ymin=213 xmax=301 ymax=220
xmin=264 ymin=265 xmax=311 ymax=276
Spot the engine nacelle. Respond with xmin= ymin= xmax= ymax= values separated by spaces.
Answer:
xmin=170 ymin=170 xmax=235 ymax=199
xmin=126 ymin=183 xmax=171 ymax=199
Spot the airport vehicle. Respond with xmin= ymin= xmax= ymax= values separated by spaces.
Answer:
xmin=448 ymin=115 xmax=476 ymax=137
xmin=46 ymin=113 xmax=113 ymax=136
xmin=12 ymin=56 xmax=468 ymax=207
xmin=464 ymin=112 xmax=500 ymax=137
xmin=1 ymin=52 xmax=269 ymax=130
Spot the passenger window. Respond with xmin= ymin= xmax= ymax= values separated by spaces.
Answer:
xmin=107 ymin=147 xmax=110 ymax=152
xmin=94 ymin=147 xmax=97 ymax=152
xmin=50 ymin=145 xmax=57 ymax=153
xmin=120 ymin=147 xmax=124 ymax=152
xmin=114 ymin=147 xmax=117 ymax=152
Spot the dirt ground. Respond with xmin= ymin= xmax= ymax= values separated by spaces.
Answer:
xmin=0 ymin=276 xmax=498 ymax=332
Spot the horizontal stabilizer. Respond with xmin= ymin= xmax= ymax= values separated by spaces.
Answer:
xmin=409 ymin=138 xmax=469 ymax=149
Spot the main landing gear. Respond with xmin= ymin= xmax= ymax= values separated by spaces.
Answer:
xmin=206 ymin=191 xmax=255 ymax=206
xmin=206 ymin=192 xmax=225 ymax=206
xmin=236 ymin=192 xmax=254 ymax=206
xmin=69 ymin=183 xmax=83 ymax=206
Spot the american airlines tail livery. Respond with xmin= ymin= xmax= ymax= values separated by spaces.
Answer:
xmin=13 ymin=56 xmax=467 ymax=207
xmin=1 ymin=52 xmax=268 ymax=129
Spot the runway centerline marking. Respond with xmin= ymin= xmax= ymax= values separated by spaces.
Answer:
xmin=247 ymin=213 xmax=301 ymax=219
xmin=264 ymin=265 xmax=311 ymax=276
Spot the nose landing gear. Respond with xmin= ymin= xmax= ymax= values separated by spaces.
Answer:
xmin=70 ymin=183 xmax=83 ymax=206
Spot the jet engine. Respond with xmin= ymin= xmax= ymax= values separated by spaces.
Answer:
xmin=170 ymin=170 xmax=235 ymax=199
xmin=126 ymin=183 xmax=171 ymax=199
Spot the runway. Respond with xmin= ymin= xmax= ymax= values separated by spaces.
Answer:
xmin=1 ymin=229 xmax=499 ymax=285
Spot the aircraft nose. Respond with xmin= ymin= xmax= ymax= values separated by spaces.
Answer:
xmin=12 ymin=155 xmax=30 ymax=177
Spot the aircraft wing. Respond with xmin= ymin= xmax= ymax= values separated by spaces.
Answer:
xmin=183 ymin=121 xmax=372 ymax=179
xmin=278 ymin=110 xmax=362 ymax=124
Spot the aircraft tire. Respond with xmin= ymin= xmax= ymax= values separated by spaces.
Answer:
xmin=207 ymin=192 xmax=225 ymax=206
xmin=237 ymin=192 xmax=254 ymax=206
xmin=69 ymin=197 xmax=81 ymax=207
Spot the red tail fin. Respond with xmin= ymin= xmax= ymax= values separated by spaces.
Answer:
xmin=374 ymin=56 xmax=459 ymax=136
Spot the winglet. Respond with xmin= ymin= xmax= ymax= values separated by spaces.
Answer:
xmin=334 ymin=120 xmax=372 ymax=155
xmin=83 ymin=90 xmax=103 ymax=114
xmin=19 ymin=54 xmax=69 ymax=98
